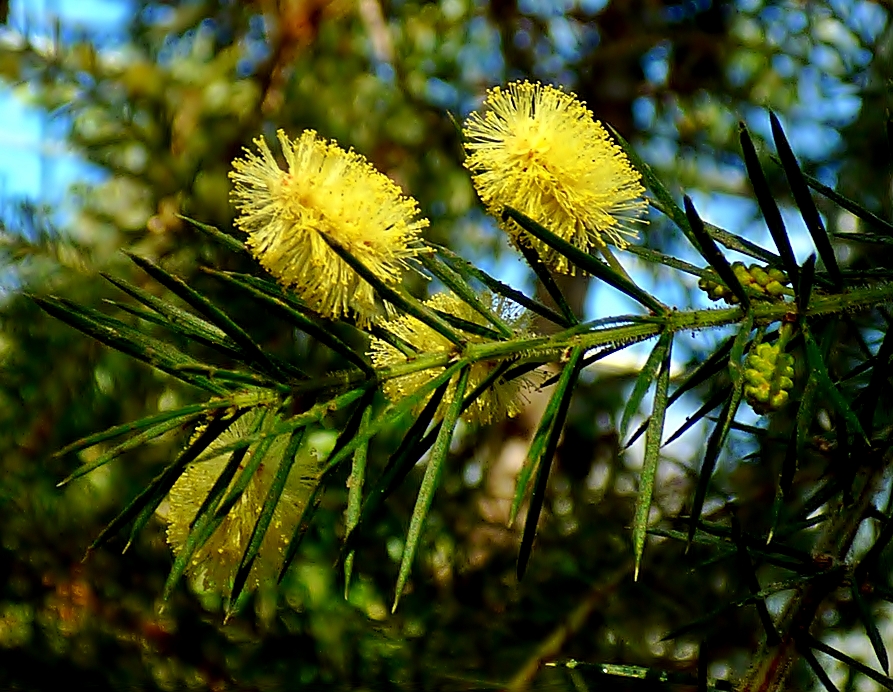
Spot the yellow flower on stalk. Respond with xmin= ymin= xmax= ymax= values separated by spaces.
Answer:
xmin=369 ymin=291 xmax=541 ymax=425
xmin=163 ymin=408 xmax=334 ymax=596
xmin=463 ymin=81 xmax=647 ymax=273
xmin=230 ymin=130 xmax=428 ymax=324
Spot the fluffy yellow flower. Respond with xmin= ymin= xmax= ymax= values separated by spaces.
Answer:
xmin=164 ymin=409 xmax=333 ymax=595
xmin=463 ymin=81 xmax=647 ymax=273
xmin=369 ymin=291 xmax=541 ymax=425
xmin=230 ymin=130 xmax=428 ymax=323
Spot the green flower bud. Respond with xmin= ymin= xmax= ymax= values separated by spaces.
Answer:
xmin=743 ymin=342 xmax=795 ymax=414
xmin=698 ymin=263 xmax=790 ymax=304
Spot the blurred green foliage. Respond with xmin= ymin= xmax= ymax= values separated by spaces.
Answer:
xmin=1 ymin=1 xmax=893 ymax=690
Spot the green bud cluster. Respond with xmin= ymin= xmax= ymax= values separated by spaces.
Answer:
xmin=743 ymin=342 xmax=795 ymax=414
xmin=698 ymin=263 xmax=789 ymax=304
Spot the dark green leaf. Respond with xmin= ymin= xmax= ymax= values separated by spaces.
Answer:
xmin=89 ymin=411 xmax=239 ymax=555
xmin=770 ymin=112 xmax=842 ymax=289
xmin=739 ymin=123 xmax=799 ymax=286
xmin=799 ymin=644 xmax=841 ymax=692
xmin=417 ymin=251 xmax=513 ymax=337
xmin=514 ymin=238 xmax=579 ymax=325
xmin=206 ymin=269 xmax=372 ymax=376
xmin=433 ymin=243 xmax=571 ymax=327
xmin=851 ymin=578 xmax=889 ymax=673
xmin=606 ymin=124 xmax=701 ymax=251
xmin=53 ymin=396 xmax=264 ymax=460
xmin=58 ymin=413 xmax=203 ymax=487
xmin=728 ymin=314 xmax=755 ymax=390
xmin=797 ymin=254 xmax=816 ymax=314
xmin=102 ymin=273 xmax=241 ymax=356
xmin=33 ymin=295 xmax=229 ymax=394
xmin=335 ymin=378 xmax=452 ymax=567
xmin=319 ymin=233 xmax=465 ymax=346
xmin=633 ymin=331 xmax=672 ymax=579
xmin=430 ymin=308 xmax=504 ymax=340
xmin=803 ymin=325 xmax=869 ymax=444
xmin=517 ymin=347 xmax=583 ymax=579
xmin=620 ymin=335 xmax=667 ymax=442
xmin=730 ymin=510 xmax=779 ymax=644
xmin=684 ymin=196 xmax=750 ymax=310
xmin=687 ymin=383 xmax=743 ymax=547
xmin=393 ymin=365 xmax=470 ymax=610
xmin=281 ymin=366 xmax=463 ymax=582
xmin=504 ymin=207 xmax=667 ymax=314
xmin=163 ymin=415 xmax=279 ymax=600
xmin=343 ymin=406 xmax=372 ymax=599
xmin=797 ymin=170 xmax=893 ymax=237
xmin=806 ymin=634 xmax=893 ymax=690
xmin=125 ymin=252 xmax=285 ymax=378
xmin=663 ymin=387 xmax=730 ymax=447
xmin=179 ymin=215 xmax=249 ymax=255
xmin=228 ymin=428 xmax=308 ymax=612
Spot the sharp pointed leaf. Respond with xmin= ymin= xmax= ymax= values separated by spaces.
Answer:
xmin=228 ymin=428 xmax=307 ymax=611
xmin=58 ymin=413 xmax=203 ymax=487
xmin=797 ymin=254 xmax=816 ymax=314
xmin=33 ymin=296 xmax=229 ymax=394
xmin=803 ymin=326 xmax=869 ymax=444
xmin=90 ymin=411 xmax=239 ymax=555
xmin=799 ymin=645 xmax=841 ymax=692
xmin=504 ymin=207 xmax=667 ymax=314
xmin=53 ymin=395 xmax=269 ymax=461
xmin=684 ymin=196 xmax=751 ymax=310
xmin=434 ymin=243 xmax=570 ymax=326
xmin=343 ymin=406 xmax=372 ymax=599
xmin=633 ymin=331 xmax=673 ymax=579
xmin=621 ymin=335 xmax=670 ymax=442
xmin=179 ymin=215 xmax=249 ymax=254
xmin=770 ymin=112 xmax=842 ymax=289
xmin=163 ymin=417 xmax=279 ymax=600
xmin=319 ymin=234 xmax=464 ymax=346
xmin=279 ymin=365 xmax=463 ymax=582
xmin=605 ymin=124 xmax=700 ymax=251
xmin=417 ymin=252 xmax=513 ymax=337
xmin=795 ymin=170 xmax=893 ymax=237
xmin=517 ymin=347 xmax=583 ymax=579
xmin=807 ymin=635 xmax=893 ymax=691
xmin=102 ymin=273 xmax=240 ymax=355
xmin=687 ymin=384 xmax=743 ymax=547
xmin=739 ymin=123 xmax=799 ymax=285
xmin=851 ymin=578 xmax=889 ymax=674
xmin=206 ymin=269 xmax=372 ymax=376
xmin=124 ymin=252 xmax=284 ymax=378
xmin=393 ymin=366 xmax=470 ymax=611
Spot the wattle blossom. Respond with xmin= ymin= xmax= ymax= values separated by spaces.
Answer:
xmin=463 ymin=81 xmax=647 ymax=273
xmin=230 ymin=130 xmax=428 ymax=323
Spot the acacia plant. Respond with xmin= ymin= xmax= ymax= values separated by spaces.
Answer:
xmin=42 ymin=81 xmax=893 ymax=691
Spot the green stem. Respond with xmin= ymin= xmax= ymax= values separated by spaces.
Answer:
xmin=285 ymin=282 xmax=893 ymax=399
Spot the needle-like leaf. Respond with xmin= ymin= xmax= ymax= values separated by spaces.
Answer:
xmin=504 ymin=207 xmax=667 ymax=314
xmin=620 ymin=335 xmax=667 ymax=442
xmin=633 ymin=331 xmax=672 ymax=579
xmin=739 ymin=123 xmax=800 ymax=286
xmin=393 ymin=365 xmax=470 ymax=611
xmin=517 ymin=347 xmax=583 ymax=579
xmin=770 ymin=112 xmax=842 ymax=289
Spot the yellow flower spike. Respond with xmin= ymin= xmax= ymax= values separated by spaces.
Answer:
xmin=230 ymin=129 xmax=429 ymax=324
xmin=462 ymin=81 xmax=647 ymax=273
xmin=369 ymin=291 xmax=542 ymax=425
xmin=164 ymin=409 xmax=330 ymax=595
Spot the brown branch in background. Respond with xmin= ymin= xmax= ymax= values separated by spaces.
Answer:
xmin=738 ymin=448 xmax=890 ymax=692
xmin=357 ymin=0 xmax=394 ymax=64
xmin=506 ymin=561 xmax=633 ymax=691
